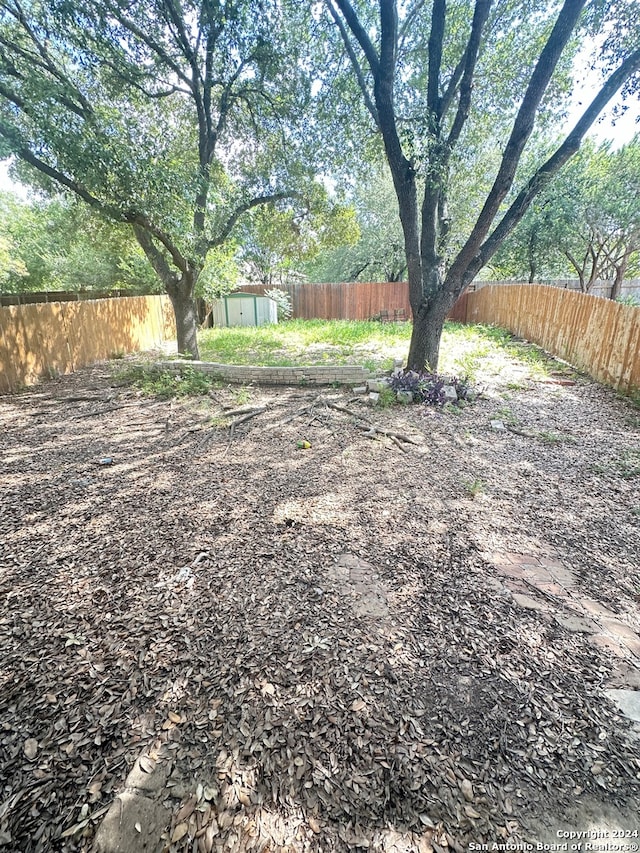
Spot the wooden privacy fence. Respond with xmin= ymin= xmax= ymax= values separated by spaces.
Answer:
xmin=0 ymin=295 xmax=173 ymax=393
xmin=239 ymin=281 xmax=412 ymax=321
xmin=464 ymin=284 xmax=640 ymax=394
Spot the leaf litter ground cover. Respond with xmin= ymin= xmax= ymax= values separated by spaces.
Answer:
xmin=1 ymin=332 xmax=639 ymax=852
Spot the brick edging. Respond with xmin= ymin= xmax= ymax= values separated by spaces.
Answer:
xmin=157 ymin=359 xmax=374 ymax=386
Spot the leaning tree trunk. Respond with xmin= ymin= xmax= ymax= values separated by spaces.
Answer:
xmin=131 ymin=224 xmax=201 ymax=360
xmin=166 ymin=273 xmax=200 ymax=359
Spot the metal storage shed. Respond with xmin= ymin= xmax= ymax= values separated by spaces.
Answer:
xmin=211 ymin=293 xmax=278 ymax=327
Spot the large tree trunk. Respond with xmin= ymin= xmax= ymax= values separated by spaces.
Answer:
xmin=167 ymin=276 xmax=200 ymax=359
xmin=132 ymin=224 xmax=201 ymax=359
xmin=407 ymin=285 xmax=455 ymax=371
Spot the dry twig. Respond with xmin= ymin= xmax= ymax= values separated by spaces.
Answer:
xmin=228 ymin=406 xmax=267 ymax=439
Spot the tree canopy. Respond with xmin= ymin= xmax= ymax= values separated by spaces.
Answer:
xmin=0 ymin=0 xmax=319 ymax=356
xmin=306 ymin=167 xmax=408 ymax=284
xmin=0 ymin=191 xmax=160 ymax=294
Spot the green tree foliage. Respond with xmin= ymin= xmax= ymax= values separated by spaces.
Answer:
xmin=0 ymin=0 xmax=317 ymax=356
xmin=0 ymin=191 xmax=160 ymax=294
xmin=238 ymin=193 xmax=360 ymax=287
xmin=0 ymin=192 xmax=27 ymax=290
xmin=321 ymin=0 xmax=640 ymax=369
xmin=306 ymin=167 xmax=407 ymax=283
xmin=492 ymin=136 xmax=640 ymax=295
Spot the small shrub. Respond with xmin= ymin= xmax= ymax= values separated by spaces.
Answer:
xmin=377 ymin=386 xmax=397 ymax=408
xmin=264 ymin=288 xmax=293 ymax=321
xmin=388 ymin=369 xmax=471 ymax=407
xmin=116 ymin=364 xmax=217 ymax=398
xmin=616 ymin=294 xmax=640 ymax=308
xmin=464 ymin=478 xmax=485 ymax=497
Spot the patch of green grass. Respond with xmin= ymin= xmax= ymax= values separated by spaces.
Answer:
xmin=193 ymin=318 xmax=565 ymax=389
xmin=440 ymin=323 xmax=554 ymax=381
xmin=115 ymin=364 xmax=218 ymax=398
xmin=618 ymin=450 xmax=640 ymax=479
xmin=625 ymin=388 xmax=640 ymax=410
xmin=209 ymin=414 xmax=231 ymax=429
xmin=376 ymin=386 xmax=397 ymax=408
xmin=593 ymin=449 xmax=640 ymax=480
xmin=231 ymin=385 xmax=254 ymax=405
xmin=496 ymin=406 xmax=518 ymax=425
xmin=463 ymin=478 xmax=485 ymax=497
xmin=537 ymin=430 xmax=576 ymax=445
xmin=198 ymin=320 xmax=411 ymax=370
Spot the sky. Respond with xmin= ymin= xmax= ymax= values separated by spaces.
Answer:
xmin=566 ymin=49 xmax=639 ymax=149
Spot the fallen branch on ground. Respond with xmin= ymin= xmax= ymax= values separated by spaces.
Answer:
xmin=355 ymin=421 xmax=421 ymax=446
xmin=320 ymin=397 xmax=422 ymax=448
xmin=223 ymin=405 xmax=265 ymax=417
xmin=280 ymin=395 xmax=324 ymax=425
xmin=228 ymin=406 xmax=267 ymax=439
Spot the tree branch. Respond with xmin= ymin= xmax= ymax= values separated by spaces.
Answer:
xmin=0 ymin=117 xmax=192 ymax=278
xmin=209 ymin=192 xmax=302 ymax=248
xmin=447 ymin=0 xmax=588 ymax=285
xmin=132 ymin=224 xmax=178 ymax=287
xmin=0 ymin=121 xmax=123 ymax=217
xmin=324 ymin=0 xmax=379 ymax=126
xmin=399 ymin=0 xmax=429 ymax=44
xmin=439 ymin=54 xmax=465 ymax=121
xmin=473 ymin=46 xmax=640 ymax=277
xmin=427 ymin=0 xmax=445 ymax=120
xmin=419 ymin=1 xmax=492 ymax=293
xmin=127 ymin=213 xmax=189 ymax=275
xmin=330 ymin=0 xmax=380 ymax=76
xmin=106 ymin=4 xmax=194 ymax=92
xmin=98 ymin=56 xmax=190 ymax=99
xmin=3 ymin=0 xmax=94 ymax=118
xmin=445 ymin=0 xmax=492 ymax=149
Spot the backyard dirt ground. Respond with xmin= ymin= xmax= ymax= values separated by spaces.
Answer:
xmin=1 ymin=344 xmax=640 ymax=852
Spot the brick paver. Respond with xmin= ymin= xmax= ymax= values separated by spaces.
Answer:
xmin=484 ymin=550 xmax=640 ymax=691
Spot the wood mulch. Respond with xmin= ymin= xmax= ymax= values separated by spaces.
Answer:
xmin=1 ymin=352 xmax=639 ymax=852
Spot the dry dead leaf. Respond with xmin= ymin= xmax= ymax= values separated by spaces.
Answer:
xmin=171 ymin=822 xmax=189 ymax=843
xmin=175 ymin=796 xmax=197 ymax=824
xmin=23 ymin=739 xmax=38 ymax=760
xmin=139 ymin=755 xmax=156 ymax=773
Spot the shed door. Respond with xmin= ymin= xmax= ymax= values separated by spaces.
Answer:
xmin=226 ymin=297 xmax=255 ymax=326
